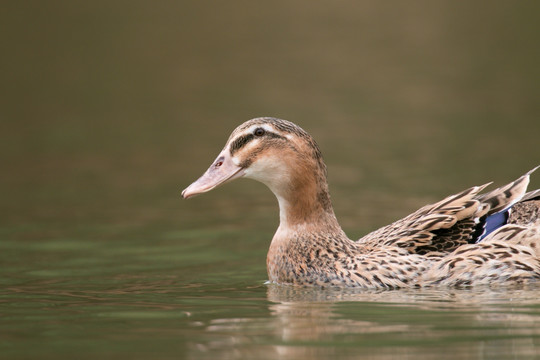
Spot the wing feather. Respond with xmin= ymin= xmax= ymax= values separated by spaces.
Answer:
xmin=358 ymin=168 xmax=538 ymax=255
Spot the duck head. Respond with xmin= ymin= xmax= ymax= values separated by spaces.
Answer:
xmin=182 ymin=117 xmax=336 ymax=226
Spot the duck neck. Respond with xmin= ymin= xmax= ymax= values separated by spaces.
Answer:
xmin=267 ymin=170 xmax=351 ymax=284
xmin=273 ymin=171 xmax=345 ymax=238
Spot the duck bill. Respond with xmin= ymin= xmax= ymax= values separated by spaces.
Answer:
xmin=182 ymin=150 xmax=245 ymax=199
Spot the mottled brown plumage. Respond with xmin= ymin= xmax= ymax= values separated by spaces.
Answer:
xmin=182 ymin=117 xmax=540 ymax=288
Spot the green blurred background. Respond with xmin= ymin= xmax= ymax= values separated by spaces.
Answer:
xmin=2 ymin=0 xmax=539 ymax=246
xmin=2 ymin=2 xmax=540 ymax=359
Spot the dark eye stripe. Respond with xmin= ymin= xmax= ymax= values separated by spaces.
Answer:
xmin=230 ymin=134 xmax=254 ymax=154
xmin=229 ymin=131 xmax=286 ymax=155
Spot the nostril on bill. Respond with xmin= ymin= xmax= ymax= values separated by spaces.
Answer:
xmin=215 ymin=157 xmax=224 ymax=167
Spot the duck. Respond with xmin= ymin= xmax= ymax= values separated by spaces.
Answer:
xmin=182 ymin=117 xmax=540 ymax=288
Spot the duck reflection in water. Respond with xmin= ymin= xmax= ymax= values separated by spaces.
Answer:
xmin=189 ymin=284 xmax=540 ymax=360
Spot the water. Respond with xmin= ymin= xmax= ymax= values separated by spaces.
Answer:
xmin=4 ymin=232 xmax=540 ymax=359
xmin=2 ymin=1 xmax=540 ymax=359
xmin=4 ymin=236 xmax=540 ymax=360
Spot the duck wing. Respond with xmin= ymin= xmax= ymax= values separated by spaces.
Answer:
xmin=357 ymin=168 xmax=537 ymax=256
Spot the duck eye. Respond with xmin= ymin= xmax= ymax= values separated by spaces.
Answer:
xmin=254 ymin=128 xmax=265 ymax=137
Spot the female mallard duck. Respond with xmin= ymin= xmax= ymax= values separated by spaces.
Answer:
xmin=182 ymin=117 xmax=540 ymax=288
